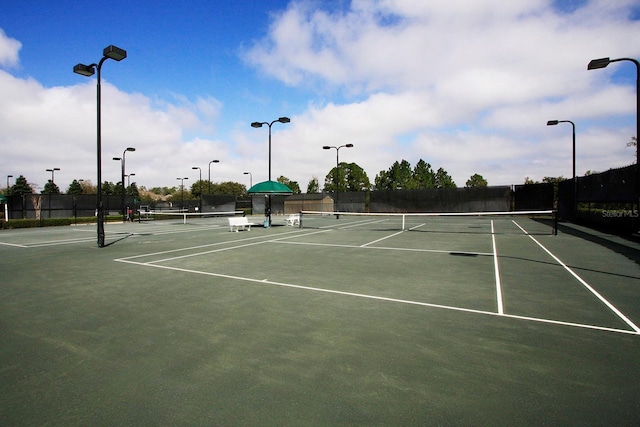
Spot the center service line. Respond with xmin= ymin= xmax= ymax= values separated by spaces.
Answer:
xmin=491 ymin=220 xmax=504 ymax=315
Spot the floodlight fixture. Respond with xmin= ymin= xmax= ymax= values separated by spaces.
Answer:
xmin=103 ymin=45 xmax=127 ymax=61
xmin=587 ymin=57 xmax=611 ymax=70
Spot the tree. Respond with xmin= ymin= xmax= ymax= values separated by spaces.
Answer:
xmin=102 ymin=181 xmax=115 ymax=195
xmin=67 ymin=179 xmax=84 ymax=195
xmin=325 ymin=162 xmax=370 ymax=192
xmin=435 ymin=168 xmax=456 ymax=188
xmin=216 ymin=181 xmax=247 ymax=197
xmin=127 ymin=182 xmax=140 ymax=198
xmin=9 ymin=175 xmax=33 ymax=196
xmin=542 ymin=176 xmax=564 ymax=184
xmin=465 ymin=173 xmax=488 ymax=188
xmin=413 ymin=159 xmax=436 ymax=189
xmin=277 ymin=176 xmax=301 ymax=194
xmin=374 ymin=160 xmax=414 ymax=190
xmin=190 ymin=180 xmax=207 ymax=198
xmin=627 ymin=136 xmax=637 ymax=147
xmin=307 ymin=177 xmax=319 ymax=193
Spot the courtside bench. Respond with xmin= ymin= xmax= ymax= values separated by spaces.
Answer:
xmin=227 ymin=217 xmax=256 ymax=232
xmin=284 ymin=214 xmax=300 ymax=226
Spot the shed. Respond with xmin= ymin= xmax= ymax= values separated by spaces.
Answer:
xmin=284 ymin=193 xmax=334 ymax=214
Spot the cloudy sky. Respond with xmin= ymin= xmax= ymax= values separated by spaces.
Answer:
xmin=1 ymin=0 xmax=639 ymax=192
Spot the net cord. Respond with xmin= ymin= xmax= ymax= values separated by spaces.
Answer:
xmin=299 ymin=210 xmax=557 ymax=234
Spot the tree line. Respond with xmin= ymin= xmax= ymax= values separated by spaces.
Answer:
xmin=2 ymin=159 xmax=489 ymax=201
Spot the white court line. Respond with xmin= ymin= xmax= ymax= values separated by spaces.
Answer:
xmin=115 ymin=257 xmax=639 ymax=336
xmin=360 ymin=230 xmax=405 ymax=247
xmin=512 ymin=220 xmax=640 ymax=334
xmin=0 ymin=241 xmax=28 ymax=248
xmin=492 ymin=220 xmax=504 ymax=315
xmin=277 ymin=239 xmax=492 ymax=256
xmin=117 ymin=228 xmax=309 ymax=261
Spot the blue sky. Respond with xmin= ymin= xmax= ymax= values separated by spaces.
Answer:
xmin=1 ymin=0 xmax=639 ymax=192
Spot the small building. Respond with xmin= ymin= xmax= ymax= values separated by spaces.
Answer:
xmin=284 ymin=193 xmax=334 ymax=214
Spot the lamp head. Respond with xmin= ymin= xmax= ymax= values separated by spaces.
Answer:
xmin=251 ymin=122 xmax=263 ymax=128
xmin=192 ymin=167 xmax=198 ymax=170
xmin=113 ymin=157 xmax=121 ymax=161
xmin=211 ymin=160 xmax=220 ymax=163
xmin=278 ymin=117 xmax=291 ymax=123
xmin=104 ymin=45 xmax=127 ymax=61
xmin=345 ymin=143 xmax=354 ymax=148
xmin=322 ymin=146 xmax=331 ymax=150
xmin=126 ymin=147 xmax=135 ymax=152
xmin=546 ymin=120 xmax=559 ymax=126
xmin=73 ymin=63 xmax=95 ymax=77
xmin=588 ymin=57 xmax=610 ymax=70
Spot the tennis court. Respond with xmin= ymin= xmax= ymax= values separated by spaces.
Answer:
xmin=1 ymin=212 xmax=639 ymax=425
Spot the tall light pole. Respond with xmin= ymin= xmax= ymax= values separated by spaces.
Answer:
xmin=126 ymin=173 xmax=135 ymax=186
xmin=177 ymin=177 xmax=188 ymax=211
xmin=251 ymin=116 xmax=290 ymax=226
xmin=244 ymin=171 xmax=253 ymax=188
xmin=208 ymin=159 xmax=220 ymax=194
xmin=45 ymin=168 xmax=60 ymax=187
xmin=117 ymin=147 xmax=135 ymax=221
xmin=547 ymin=120 xmax=576 ymax=217
xmin=45 ymin=167 xmax=60 ymax=218
xmin=6 ymin=174 xmax=13 ymax=190
xmin=74 ymin=45 xmax=127 ymax=247
xmin=192 ymin=166 xmax=202 ymax=212
xmin=588 ymin=56 xmax=640 ymax=214
xmin=323 ymin=144 xmax=353 ymax=217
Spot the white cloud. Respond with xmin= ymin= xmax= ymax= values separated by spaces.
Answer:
xmin=244 ymin=0 xmax=640 ymax=186
xmin=0 ymin=68 xmax=228 ymax=191
xmin=0 ymin=29 xmax=20 ymax=68
xmin=1 ymin=0 xmax=639 ymax=194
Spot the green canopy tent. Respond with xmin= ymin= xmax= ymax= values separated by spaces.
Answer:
xmin=247 ymin=180 xmax=293 ymax=227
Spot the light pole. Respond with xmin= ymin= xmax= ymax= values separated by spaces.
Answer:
xmin=117 ymin=147 xmax=135 ymax=221
xmin=177 ymin=177 xmax=188 ymax=211
xmin=192 ymin=166 xmax=202 ymax=212
xmin=323 ymin=144 xmax=353 ymax=217
xmin=208 ymin=159 xmax=220 ymax=194
xmin=244 ymin=171 xmax=253 ymax=188
xmin=74 ymin=45 xmax=127 ymax=247
xmin=45 ymin=167 xmax=60 ymax=218
xmin=251 ymin=116 xmax=290 ymax=226
xmin=6 ymin=175 xmax=12 ymax=190
xmin=547 ymin=120 xmax=576 ymax=217
xmin=126 ymin=173 xmax=135 ymax=186
xmin=588 ymin=56 xmax=640 ymax=214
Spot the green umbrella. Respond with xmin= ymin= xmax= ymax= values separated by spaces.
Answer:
xmin=247 ymin=180 xmax=293 ymax=195
xmin=0 ymin=194 xmax=7 ymax=203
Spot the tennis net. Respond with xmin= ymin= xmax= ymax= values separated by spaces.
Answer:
xmin=299 ymin=210 xmax=557 ymax=235
xmin=140 ymin=210 xmax=244 ymax=225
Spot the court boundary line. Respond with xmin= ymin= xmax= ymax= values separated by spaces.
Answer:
xmin=492 ymin=220 xmax=504 ymax=315
xmin=113 ymin=224 xmax=639 ymax=336
xmin=513 ymin=220 xmax=640 ymax=333
xmin=114 ymin=256 xmax=639 ymax=336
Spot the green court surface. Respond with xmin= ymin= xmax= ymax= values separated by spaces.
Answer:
xmin=1 ymin=215 xmax=639 ymax=425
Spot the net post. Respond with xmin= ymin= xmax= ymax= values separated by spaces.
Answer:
xmin=553 ymin=209 xmax=558 ymax=235
xmin=298 ymin=211 xmax=302 ymax=228
xmin=402 ymin=214 xmax=405 ymax=231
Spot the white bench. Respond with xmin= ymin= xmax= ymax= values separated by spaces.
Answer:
xmin=228 ymin=217 xmax=256 ymax=232
xmin=284 ymin=214 xmax=300 ymax=226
